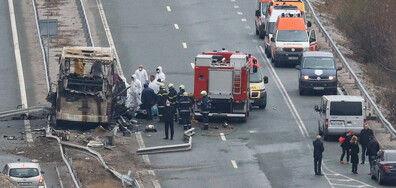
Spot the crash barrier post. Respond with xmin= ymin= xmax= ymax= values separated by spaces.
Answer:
xmin=304 ymin=0 xmax=396 ymax=141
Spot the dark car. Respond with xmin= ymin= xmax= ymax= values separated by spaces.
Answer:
xmin=371 ymin=150 xmax=396 ymax=185
xmin=296 ymin=51 xmax=342 ymax=95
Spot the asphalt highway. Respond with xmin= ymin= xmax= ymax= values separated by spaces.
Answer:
xmin=100 ymin=0 xmax=390 ymax=187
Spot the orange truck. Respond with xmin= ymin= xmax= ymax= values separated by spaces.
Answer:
xmin=269 ymin=13 xmax=318 ymax=67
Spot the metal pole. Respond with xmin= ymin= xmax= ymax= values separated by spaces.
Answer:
xmin=46 ymin=15 xmax=52 ymax=92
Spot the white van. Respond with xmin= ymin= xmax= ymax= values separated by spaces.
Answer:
xmin=315 ymin=95 xmax=366 ymax=140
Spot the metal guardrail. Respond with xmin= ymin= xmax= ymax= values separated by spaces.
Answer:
xmin=305 ymin=0 xmax=396 ymax=140
xmin=76 ymin=0 xmax=94 ymax=47
xmin=31 ymin=0 xmax=51 ymax=93
xmin=0 ymin=106 xmax=52 ymax=120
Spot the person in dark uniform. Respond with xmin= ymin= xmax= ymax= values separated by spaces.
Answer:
xmin=359 ymin=124 xmax=373 ymax=164
xmin=350 ymin=136 xmax=360 ymax=174
xmin=366 ymin=135 xmax=380 ymax=171
xmin=163 ymin=100 xmax=175 ymax=140
xmin=157 ymin=83 xmax=168 ymax=122
xmin=141 ymin=84 xmax=157 ymax=120
xmin=313 ymin=135 xmax=324 ymax=176
xmin=179 ymin=92 xmax=193 ymax=130
xmin=167 ymin=83 xmax=178 ymax=121
xmin=176 ymin=85 xmax=186 ymax=124
xmin=200 ymin=90 xmax=211 ymax=130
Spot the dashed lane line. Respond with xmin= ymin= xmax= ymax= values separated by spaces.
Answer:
xmin=166 ymin=6 xmax=171 ymax=12
xmin=220 ymin=133 xmax=226 ymax=141
xmin=245 ymin=26 xmax=251 ymax=29
xmin=231 ymin=0 xmax=236 ymax=2
xmin=237 ymin=12 xmax=243 ymax=15
xmin=182 ymin=42 xmax=187 ymax=48
xmin=234 ymin=5 xmax=239 ymax=9
xmin=231 ymin=160 xmax=238 ymax=168
xmin=174 ymin=24 xmax=179 ymax=30
xmin=241 ymin=18 xmax=247 ymax=22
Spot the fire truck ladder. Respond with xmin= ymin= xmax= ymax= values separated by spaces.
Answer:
xmin=233 ymin=68 xmax=242 ymax=95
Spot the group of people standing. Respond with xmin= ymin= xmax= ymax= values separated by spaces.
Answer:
xmin=126 ymin=65 xmax=195 ymax=140
xmin=313 ymin=124 xmax=380 ymax=176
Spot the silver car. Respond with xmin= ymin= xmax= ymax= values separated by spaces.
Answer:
xmin=2 ymin=162 xmax=46 ymax=188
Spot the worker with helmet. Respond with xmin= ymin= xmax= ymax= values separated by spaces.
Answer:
xmin=176 ymin=85 xmax=186 ymax=124
xmin=179 ymin=92 xmax=193 ymax=130
xmin=157 ymin=83 xmax=168 ymax=122
xmin=200 ymin=90 xmax=211 ymax=130
xmin=167 ymin=83 xmax=178 ymax=121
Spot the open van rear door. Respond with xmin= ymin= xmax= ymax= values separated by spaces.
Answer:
xmin=309 ymin=30 xmax=318 ymax=51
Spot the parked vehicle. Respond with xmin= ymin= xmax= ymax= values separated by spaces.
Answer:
xmin=248 ymin=57 xmax=269 ymax=109
xmin=264 ymin=5 xmax=301 ymax=57
xmin=296 ymin=51 xmax=342 ymax=95
xmin=315 ymin=95 xmax=366 ymax=140
xmin=2 ymin=162 xmax=46 ymax=188
xmin=255 ymin=0 xmax=274 ymax=39
xmin=371 ymin=150 xmax=396 ymax=185
xmin=270 ymin=13 xmax=317 ymax=67
xmin=193 ymin=50 xmax=251 ymax=121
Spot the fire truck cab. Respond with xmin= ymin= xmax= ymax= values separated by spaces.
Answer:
xmin=193 ymin=51 xmax=251 ymax=121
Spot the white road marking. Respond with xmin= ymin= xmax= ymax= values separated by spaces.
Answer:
xmin=182 ymin=42 xmax=187 ymax=48
xmin=258 ymin=46 xmax=309 ymax=137
xmin=97 ymin=0 xmax=124 ymax=77
xmin=231 ymin=160 xmax=238 ymax=168
xmin=245 ymin=26 xmax=251 ymax=29
xmin=237 ymin=12 xmax=243 ymax=15
xmin=220 ymin=133 xmax=226 ymax=141
xmin=8 ymin=0 xmax=33 ymax=143
xmin=174 ymin=24 xmax=179 ymax=30
xmin=231 ymin=0 xmax=235 ymax=2
xmin=166 ymin=6 xmax=171 ymax=12
xmin=241 ymin=18 xmax=247 ymax=22
xmin=190 ymin=62 xmax=195 ymax=69
xmin=152 ymin=180 xmax=161 ymax=188
xmin=234 ymin=5 xmax=239 ymax=9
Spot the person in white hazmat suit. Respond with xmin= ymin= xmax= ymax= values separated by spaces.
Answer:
xmin=134 ymin=65 xmax=148 ymax=85
xmin=155 ymin=66 xmax=166 ymax=83
xmin=125 ymin=74 xmax=142 ymax=117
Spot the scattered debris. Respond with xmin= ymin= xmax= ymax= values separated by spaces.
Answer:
xmin=87 ymin=140 xmax=104 ymax=148
xmin=145 ymin=125 xmax=157 ymax=132
xmin=6 ymin=136 xmax=17 ymax=140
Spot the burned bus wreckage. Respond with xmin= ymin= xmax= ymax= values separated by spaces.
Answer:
xmin=47 ymin=47 xmax=128 ymax=125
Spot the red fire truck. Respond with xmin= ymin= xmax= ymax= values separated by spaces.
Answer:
xmin=193 ymin=50 xmax=252 ymax=121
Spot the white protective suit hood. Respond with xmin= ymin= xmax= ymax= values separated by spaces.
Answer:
xmin=155 ymin=66 xmax=166 ymax=82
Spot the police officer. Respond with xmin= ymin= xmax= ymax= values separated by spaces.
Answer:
xmin=157 ymin=83 xmax=168 ymax=122
xmin=201 ymin=90 xmax=211 ymax=130
xmin=168 ymin=83 xmax=178 ymax=121
xmin=176 ymin=85 xmax=186 ymax=124
xmin=179 ymin=92 xmax=193 ymax=130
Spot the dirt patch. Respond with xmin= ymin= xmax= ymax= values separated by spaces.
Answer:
xmin=6 ymin=136 xmax=62 ymax=163
xmin=66 ymin=150 xmax=123 ymax=188
xmin=0 ymin=174 xmax=20 ymax=188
